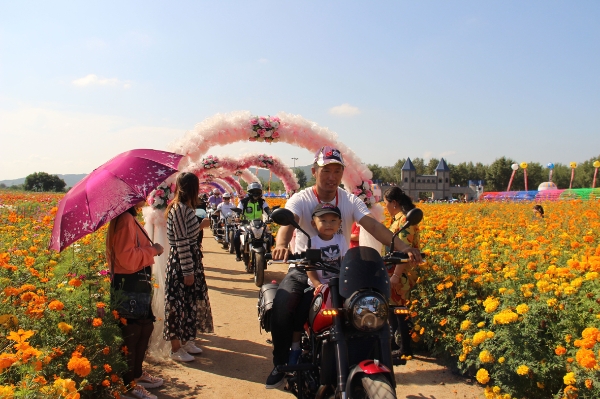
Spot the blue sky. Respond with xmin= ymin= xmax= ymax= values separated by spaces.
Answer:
xmin=1 ymin=1 xmax=599 ymax=180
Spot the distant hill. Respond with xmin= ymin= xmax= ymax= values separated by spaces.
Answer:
xmin=0 ymin=166 xmax=313 ymax=189
xmin=0 ymin=174 xmax=88 ymax=188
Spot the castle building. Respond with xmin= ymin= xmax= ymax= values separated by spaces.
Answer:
xmin=400 ymin=158 xmax=480 ymax=201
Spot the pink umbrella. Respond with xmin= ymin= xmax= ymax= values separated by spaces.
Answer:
xmin=49 ymin=149 xmax=183 ymax=252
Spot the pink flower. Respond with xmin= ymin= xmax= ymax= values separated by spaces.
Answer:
xmin=147 ymin=196 xmax=155 ymax=205
xmin=353 ymin=189 xmax=362 ymax=195
xmin=271 ymin=116 xmax=280 ymax=123
xmin=262 ymin=120 xmax=271 ymax=129
xmin=366 ymin=191 xmax=372 ymax=198
xmin=155 ymin=189 xmax=165 ymax=196
xmin=250 ymin=118 xmax=258 ymax=125
xmin=272 ymin=131 xmax=280 ymax=138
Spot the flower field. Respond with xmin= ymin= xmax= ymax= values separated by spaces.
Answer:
xmin=0 ymin=192 xmax=127 ymax=398
xmin=1 ymin=193 xmax=598 ymax=398
xmin=407 ymin=200 xmax=600 ymax=399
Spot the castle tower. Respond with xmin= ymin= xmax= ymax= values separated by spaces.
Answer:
xmin=436 ymin=158 xmax=450 ymax=198
xmin=401 ymin=158 xmax=416 ymax=191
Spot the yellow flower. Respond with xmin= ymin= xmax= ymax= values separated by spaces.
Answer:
xmin=461 ymin=304 xmax=470 ymax=312
xmin=516 ymin=365 xmax=529 ymax=376
xmin=563 ymin=372 xmax=576 ymax=385
xmin=58 ymin=322 xmax=73 ymax=334
xmin=516 ymin=304 xmax=529 ymax=315
xmin=479 ymin=350 xmax=494 ymax=363
xmin=498 ymin=357 xmax=505 ymax=363
xmin=460 ymin=320 xmax=472 ymax=331
xmin=476 ymin=368 xmax=490 ymax=384
xmin=477 ymin=321 xmax=486 ymax=328
xmin=473 ymin=331 xmax=487 ymax=345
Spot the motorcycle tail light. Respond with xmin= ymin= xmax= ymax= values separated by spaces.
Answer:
xmin=344 ymin=291 xmax=388 ymax=332
xmin=394 ymin=307 xmax=410 ymax=315
xmin=320 ymin=309 xmax=338 ymax=317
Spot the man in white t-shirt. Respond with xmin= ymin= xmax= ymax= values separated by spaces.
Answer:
xmin=265 ymin=146 xmax=422 ymax=389
xmin=216 ymin=192 xmax=235 ymax=220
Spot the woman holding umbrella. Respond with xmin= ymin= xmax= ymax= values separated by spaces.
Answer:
xmin=107 ymin=200 xmax=165 ymax=399
xmin=164 ymin=172 xmax=213 ymax=362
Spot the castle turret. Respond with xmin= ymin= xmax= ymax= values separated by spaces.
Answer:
xmin=401 ymin=158 xmax=416 ymax=191
xmin=436 ymin=158 xmax=450 ymax=196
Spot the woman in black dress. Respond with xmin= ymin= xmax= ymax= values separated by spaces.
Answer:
xmin=163 ymin=172 xmax=213 ymax=362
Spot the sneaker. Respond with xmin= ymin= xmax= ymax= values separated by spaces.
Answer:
xmin=235 ymin=256 xmax=242 ymax=262
xmin=182 ymin=341 xmax=203 ymax=354
xmin=265 ymin=366 xmax=286 ymax=389
xmin=130 ymin=385 xmax=158 ymax=399
xmin=135 ymin=371 xmax=163 ymax=389
xmin=288 ymin=349 xmax=302 ymax=365
xmin=170 ymin=348 xmax=194 ymax=362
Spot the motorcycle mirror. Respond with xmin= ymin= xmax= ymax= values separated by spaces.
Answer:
xmin=231 ymin=207 xmax=242 ymax=213
xmin=270 ymin=208 xmax=295 ymax=226
xmin=390 ymin=208 xmax=424 ymax=253
xmin=271 ymin=208 xmax=312 ymax=247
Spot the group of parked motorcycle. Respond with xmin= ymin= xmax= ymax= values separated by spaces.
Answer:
xmin=205 ymin=202 xmax=279 ymax=287
xmin=258 ymin=207 xmax=424 ymax=399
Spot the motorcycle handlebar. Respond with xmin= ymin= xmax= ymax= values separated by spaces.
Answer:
xmin=382 ymin=251 xmax=427 ymax=264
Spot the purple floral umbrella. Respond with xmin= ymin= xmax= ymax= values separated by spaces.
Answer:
xmin=49 ymin=149 xmax=183 ymax=252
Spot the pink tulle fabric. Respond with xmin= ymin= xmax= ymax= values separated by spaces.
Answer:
xmin=183 ymin=153 xmax=300 ymax=193
xmin=168 ymin=111 xmax=372 ymax=190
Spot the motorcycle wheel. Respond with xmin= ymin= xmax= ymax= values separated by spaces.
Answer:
xmin=228 ymin=230 xmax=235 ymax=254
xmin=254 ymin=252 xmax=265 ymax=287
xmin=244 ymin=251 xmax=251 ymax=273
xmin=351 ymin=374 xmax=396 ymax=399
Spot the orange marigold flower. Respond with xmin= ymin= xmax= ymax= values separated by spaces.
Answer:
xmin=111 ymin=374 xmax=120 ymax=383
xmin=575 ymin=348 xmax=597 ymax=369
xmin=112 ymin=310 xmax=120 ymax=319
xmin=68 ymin=278 xmax=82 ymax=288
xmin=33 ymin=375 xmax=47 ymax=385
xmin=67 ymin=355 xmax=91 ymax=377
xmin=24 ymin=256 xmax=35 ymax=267
xmin=121 ymin=346 xmax=129 ymax=356
xmin=96 ymin=302 xmax=106 ymax=309
xmin=48 ymin=300 xmax=64 ymax=311
xmin=585 ymin=379 xmax=593 ymax=389
xmin=120 ymin=317 xmax=127 ymax=325
xmin=0 ymin=353 xmax=18 ymax=370
xmin=92 ymin=318 xmax=103 ymax=327
xmin=102 ymin=347 xmax=110 ymax=355
xmin=102 ymin=379 xmax=110 ymax=387
xmin=555 ymin=346 xmax=567 ymax=356
xmin=104 ymin=364 xmax=112 ymax=373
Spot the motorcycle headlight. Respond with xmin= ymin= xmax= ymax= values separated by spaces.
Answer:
xmin=250 ymin=226 xmax=264 ymax=239
xmin=344 ymin=292 xmax=388 ymax=332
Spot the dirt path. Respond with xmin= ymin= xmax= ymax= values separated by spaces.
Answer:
xmin=146 ymin=232 xmax=485 ymax=399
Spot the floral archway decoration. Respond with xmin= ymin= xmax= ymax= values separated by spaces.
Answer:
xmin=184 ymin=153 xmax=300 ymax=194
xmin=168 ymin=110 xmax=372 ymax=191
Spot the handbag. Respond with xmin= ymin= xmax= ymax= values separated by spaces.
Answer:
xmin=109 ymin=215 xmax=154 ymax=320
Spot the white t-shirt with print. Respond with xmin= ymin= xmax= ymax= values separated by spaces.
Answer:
xmin=217 ymin=202 xmax=236 ymax=219
xmin=285 ymin=186 xmax=370 ymax=254
xmin=307 ymin=234 xmax=348 ymax=287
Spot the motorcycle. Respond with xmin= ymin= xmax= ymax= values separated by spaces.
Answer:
xmin=240 ymin=205 xmax=279 ymax=287
xmin=223 ymin=208 xmax=242 ymax=253
xmin=259 ymin=207 xmax=423 ymax=399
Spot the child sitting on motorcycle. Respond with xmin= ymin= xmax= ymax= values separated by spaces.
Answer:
xmin=288 ymin=203 xmax=348 ymax=366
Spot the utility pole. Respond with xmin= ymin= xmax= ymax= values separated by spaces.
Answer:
xmin=292 ymin=157 xmax=298 ymax=170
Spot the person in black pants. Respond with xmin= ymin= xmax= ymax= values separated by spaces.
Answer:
xmin=266 ymin=146 xmax=422 ymax=389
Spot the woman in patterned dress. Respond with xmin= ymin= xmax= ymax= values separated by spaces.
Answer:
xmin=163 ymin=172 xmax=213 ymax=362
xmin=383 ymin=186 xmax=420 ymax=360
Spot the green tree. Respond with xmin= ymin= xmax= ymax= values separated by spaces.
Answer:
xmin=23 ymin=172 xmax=66 ymax=192
xmin=485 ymin=157 xmax=516 ymax=192
xmin=424 ymin=158 xmax=440 ymax=175
xmin=412 ymin=157 xmax=426 ymax=175
xmin=295 ymin=169 xmax=307 ymax=188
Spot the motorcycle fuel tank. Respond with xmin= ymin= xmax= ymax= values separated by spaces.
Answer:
xmin=309 ymin=285 xmax=334 ymax=333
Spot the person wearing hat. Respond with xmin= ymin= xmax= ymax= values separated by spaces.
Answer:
xmin=233 ymin=182 xmax=271 ymax=262
xmin=216 ymin=192 xmax=235 ymax=221
xmin=208 ymin=189 xmax=222 ymax=208
xmin=265 ymin=146 xmax=422 ymax=389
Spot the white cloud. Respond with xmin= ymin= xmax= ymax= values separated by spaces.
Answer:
xmin=328 ymin=103 xmax=361 ymax=116
xmin=423 ymin=151 xmax=433 ymax=159
xmin=0 ymin=105 xmax=182 ymax=179
xmin=440 ymin=151 xmax=457 ymax=158
xmin=72 ymin=74 xmax=131 ymax=89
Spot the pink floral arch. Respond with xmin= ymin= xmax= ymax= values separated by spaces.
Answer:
xmin=168 ymin=111 xmax=372 ymax=191
xmin=183 ymin=153 xmax=300 ymax=194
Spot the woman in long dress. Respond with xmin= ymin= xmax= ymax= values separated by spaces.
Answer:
xmin=163 ymin=172 xmax=213 ymax=362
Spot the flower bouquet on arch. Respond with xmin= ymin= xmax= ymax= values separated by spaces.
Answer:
xmin=257 ymin=154 xmax=275 ymax=168
xmin=201 ymin=155 xmax=219 ymax=169
xmin=147 ymin=181 xmax=176 ymax=210
xmin=353 ymin=180 xmax=375 ymax=208
xmin=249 ymin=115 xmax=281 ymax=143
